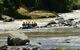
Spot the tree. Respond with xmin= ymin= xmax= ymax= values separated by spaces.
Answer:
xmin=50 ymin=0 xmax=74 ymax=12
xmin=0 ymin=0 xmax=5 ymax=19
xmin=0 ymin=0 xmax=79 ymax=19
xmin=73 ymin=0 xmax=80 ymax=9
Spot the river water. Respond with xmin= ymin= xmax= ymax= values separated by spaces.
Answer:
xmin=30 ymin=37 xmax=80 ymax=50
xmin=0 ymin=10 xmax=80 ymax=31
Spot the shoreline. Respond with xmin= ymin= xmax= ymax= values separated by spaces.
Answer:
xmin=0 ymin=30 xmax=80 ymax=37
xmin=24 ymin=32 xmax=80 ymax=37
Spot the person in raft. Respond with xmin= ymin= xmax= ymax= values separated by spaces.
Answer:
xmin=22 ymin=21 xmax=38 ymax=29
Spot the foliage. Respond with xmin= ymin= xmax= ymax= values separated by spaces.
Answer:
xmin=50 ymin=48 xmax=77 ymax=50
xmin=0 ymin=47 xmax=3 ymax=50
xmin=73 ymin=0 xmax=80 ymax=9
xmin=0 ymin=0 xmax=80 ymax=19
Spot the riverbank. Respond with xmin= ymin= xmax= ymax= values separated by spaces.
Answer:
xmin=0 ymin=30 xmax=80 ymax=38
xmin=24 ymin=32 xmax=80 ymax=37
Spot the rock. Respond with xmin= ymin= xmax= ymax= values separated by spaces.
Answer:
xmin=2 ymin=15 xmax=14 ymax=22
xmin=7 ymin=31 xmax=30 ymax=46
xmin=7 ymin=36 xmax=30 ymax=46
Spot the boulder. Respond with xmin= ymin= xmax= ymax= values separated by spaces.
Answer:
xmin=7 ymin=32 xmax=29 ymax=46
xmin=7 ymin=36 xmax=30 ymax=46
xmin=2 ymin=15 xmax=14 ymax=22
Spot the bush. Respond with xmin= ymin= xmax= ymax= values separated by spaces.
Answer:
xmin=17 ymin=14 xmax=32 ymax=19
xmin=0 ymin=47 xmax=3 ymax=50
xmin=50 ymin=48 xmax=77 ymax=50
xmin=31 ymin=16 xmax=47 ymax=19
xmin=73 ymin=5 xmax=80 ymax=10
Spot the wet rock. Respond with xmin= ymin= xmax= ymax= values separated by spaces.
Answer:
xmin=7 ymin=36 xmax=30 ymax=46
xmin=2 ymin=15 xmax=14 ymax=22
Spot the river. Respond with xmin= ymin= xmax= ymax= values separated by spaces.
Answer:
xmin=1 ymin=10 xmax=80 ymax=50
xmin=30 ymin=36 xmax=80 ymax=50
xmin=0 ymin=10 xmax=80 ymax=31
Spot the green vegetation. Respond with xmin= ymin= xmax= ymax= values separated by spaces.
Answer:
xmin=0 ymin=47 xmax=3 ymax=50
xmin=50 ymin=48 xmax=77 ymax=50
xmin=0 ymin=46 xmax=5 ymax=50
xmin=50 ymin=48 xmax=63 ymax=50
xmin=0 ymin=0 xmax=80 ymax=19
xmin=73 ymin=0 xmax=80 ymax=9
xmin=29 ymin=10 xmax=56 ymax=19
